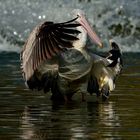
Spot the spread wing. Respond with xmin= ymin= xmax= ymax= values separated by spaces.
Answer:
xmin=87 ymin=44 xmax=122 ymax=96
xmin=21 ymin=18 xmax=81 ymax=81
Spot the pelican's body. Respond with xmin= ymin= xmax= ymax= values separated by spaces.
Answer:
xmin=21 ymin=10 xmax=122 ymax=101
xmin=34 ymin=42 xmax=93 ymax=101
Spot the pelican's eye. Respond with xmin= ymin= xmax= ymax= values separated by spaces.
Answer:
xmin=77 ymin=14 xmax=80 ymax=18
xmin=77 ymin=13 xmax=83 ymax=18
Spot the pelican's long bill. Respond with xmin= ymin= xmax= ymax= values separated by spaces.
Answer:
xmin=76 ymin=14 xmax=103 ymax=48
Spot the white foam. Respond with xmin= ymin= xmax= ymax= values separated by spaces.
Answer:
xmin=0 ymin=36 xmax=21 ymax=53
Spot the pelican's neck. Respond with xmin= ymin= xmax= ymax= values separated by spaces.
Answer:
xmin=73 ymin=26 xmax=91 ymax=61
xmin=73 ymin=26 xmax=87 ymax=51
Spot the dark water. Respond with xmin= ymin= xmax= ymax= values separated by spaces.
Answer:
xmin=0 ymin=53 xmax=140 ymax=140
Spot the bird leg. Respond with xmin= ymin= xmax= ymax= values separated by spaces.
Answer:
xmin=95 ymin=91 xmax=101 ymax=102
xmin=81 ymin=92 xmax=86 ymax=102
xmin=96 ymin=91 xmax=101 ymax=97
xmin=101 ymin=84 xmax=110 ymax=101
xmin=64 ymin=95 xmax=68 ymax=103
xmin=66 ymin=92 xmax=75 ymax=101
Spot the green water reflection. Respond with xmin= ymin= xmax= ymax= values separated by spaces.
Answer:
xmin=0 ymin=53 xmax=140 ymax=140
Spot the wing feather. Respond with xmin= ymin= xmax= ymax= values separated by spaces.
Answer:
xmin=52 ymin=33 xmax=73 ymax=48
xmin=57 ymin=28 xmax=81 ymax=34
xmin=21 ymin=19 xmax=81 ymax=80
xmin=46 ymin=35 xmax=56 ymax=56
xmin=53 ymin=30 xmax=79 ymax=41
xmin=58 ymin=23 xmax=81 ymax=28
xmin=49 ymin=33 xmax=62 ymax=53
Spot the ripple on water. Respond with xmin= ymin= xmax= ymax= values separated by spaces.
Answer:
xmin=0 ymin=53 xmax=140 ymax=139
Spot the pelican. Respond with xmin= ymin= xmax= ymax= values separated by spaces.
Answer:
xmin=21 ymin=10 xmax=122 ymax=101
xmin=87 ymin=40 xmax=122 ymax=100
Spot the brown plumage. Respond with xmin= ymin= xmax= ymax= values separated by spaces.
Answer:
xmin=21 ymin=17 xmax=81 ymax=81
xmin=21 ymin=10 xmax=105 ymax=102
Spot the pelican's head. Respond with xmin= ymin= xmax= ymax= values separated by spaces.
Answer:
xmin=72 ymin=9 xmax=103 ymax=49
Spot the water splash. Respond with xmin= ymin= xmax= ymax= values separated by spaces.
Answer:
xmin=0 ymin=0 xmax=139 ymax=52
xmin=0 ymin=35 xmax=21 ymax=53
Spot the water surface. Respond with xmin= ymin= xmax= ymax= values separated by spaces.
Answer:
xmin=0 ymin=53 xmax=140 ymax=140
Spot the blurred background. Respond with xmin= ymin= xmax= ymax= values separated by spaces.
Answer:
xmin=0 ymin=0 xmax=140 ymax=140
xmin=0 ymin=0 xmax=139 ymax=52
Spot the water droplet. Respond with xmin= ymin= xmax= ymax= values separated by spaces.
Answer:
xmin=32 ymin=13 xmax=37 ymax=17
xmin=120 ymin=5 xmax=123 ymax=9
xmin=38 ymin=15 xmax=42 ymax=19
xmin=13 ymin=31 xmax=17 ymax=35
xmin=42 ymin=15 xmax=46 ymax=19
xmin=12 ymin=10 xmax=15 ymax=14
xmin=27 ymin=2 xmax=31 ymax=6
xmin=4 ymin=10 xmax=8 ymax=14
xmin=24 ymin=20 xmax=27 ymax=23
xmin=129 ymin=17 xmax=133 ymax=21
